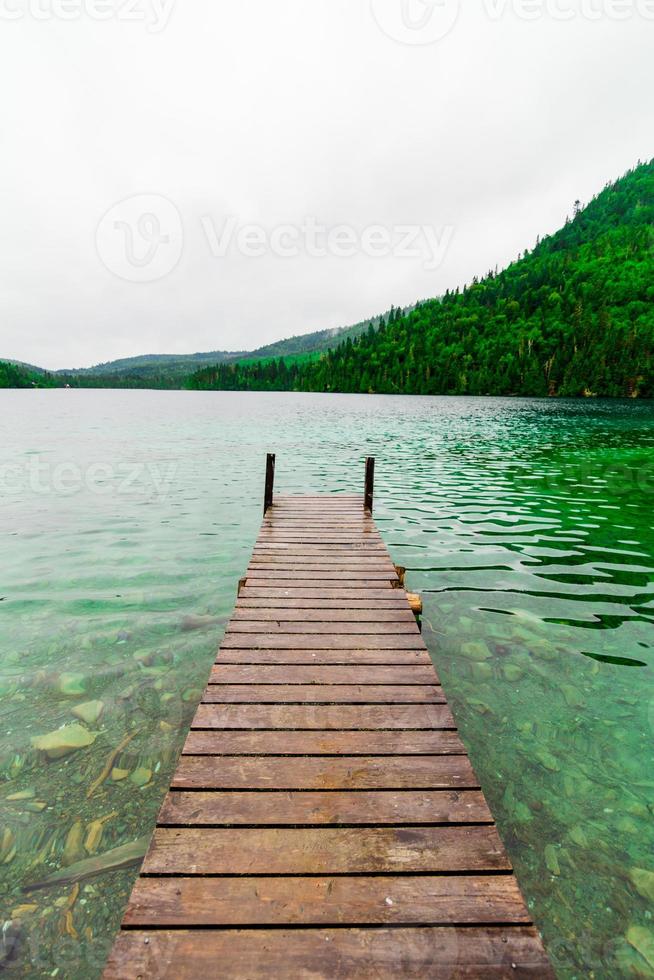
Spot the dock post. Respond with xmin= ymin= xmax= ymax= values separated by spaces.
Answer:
xmin=263 ymin=453 xmax=275 ymax=515
xmin=364 ymin=456 xmax=375 ymax=513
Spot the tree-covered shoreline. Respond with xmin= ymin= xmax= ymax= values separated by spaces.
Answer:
xmin=190 ymin=160 xmax=654 ymax=399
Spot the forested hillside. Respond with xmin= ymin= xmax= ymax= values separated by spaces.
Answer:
xmin=0 ymin=361 xmax=58 ymax=388
xmin=189 ymin=161 xmax=654 ymax=398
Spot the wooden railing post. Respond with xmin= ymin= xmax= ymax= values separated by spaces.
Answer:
xmin=364 ymin=457 xmax=375 ymax=513
xmin=264 ymin=453 xmax=275 ymax=515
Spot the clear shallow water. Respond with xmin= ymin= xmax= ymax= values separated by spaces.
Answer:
xmin=1 ymin=389 xmax=653 ymax=978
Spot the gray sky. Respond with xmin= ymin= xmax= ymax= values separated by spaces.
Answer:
xmin=1 ymin=0 xmax=652 ymax=370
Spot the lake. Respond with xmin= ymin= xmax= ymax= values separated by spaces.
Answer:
xmin=1 ymin=389 xmax=653 ymax=978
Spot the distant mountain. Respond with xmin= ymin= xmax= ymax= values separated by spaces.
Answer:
xmin=189 ymin=160 xmax=654 ymax=399
xmin=61 ymin=350 xmax=243 ymax=375
xmin=245 ymin=310 xmax=404 ymax=361
xmin=54 ymin=350 xmax=245 ymax=389
xmin=1 ymin=310 xmax=401 ymax=389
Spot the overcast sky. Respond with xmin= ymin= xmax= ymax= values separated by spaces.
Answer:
xmin=0 ymin=0 xmax=652 ymax=369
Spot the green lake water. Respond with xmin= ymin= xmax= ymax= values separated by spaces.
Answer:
xmin=1 ymin=389 xmax=653 ymax=978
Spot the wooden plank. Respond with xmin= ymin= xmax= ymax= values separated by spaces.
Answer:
xmin=158 ymin=789 xmax=491 ymax=826
xmin=240 ymin=588 xmax=406 ymax=600
xmin=255 ymin=537 xmax=385 ymax=544
xmin=104 ymin=927 xmax=555 ymax=979
xmin=253 ymin=539 xmax=387 ymax=545
xmin=250 ymin=556 xmax=391 ymax=564
xmin=191 ymin=704 xmax=457 ymax=729
xmin=226 ymin=621 xmax=420 ymax=634
xmin=252 ymin=542 xmax=388 ymax=561
xmin=142 ymin=826 xmax=509 ymax=874
xmin=182 ymin=730 xmax=466 ymax=755
xmin=123 ymin=874 xmax=527 ymax=927
xmin=216 ymin=650 xmax=434 ymax=665
xmin=200 ymin=685 xmax=445 ymax=704
xmin=171 ymin=756 xmax=478 ymax=790
xmin=248 ymin=558 xmax=397 ymax=567
xmin=220 ymin=634 xmax=425 ymax=650
xmin=243 ymin=579 xmax=396 ymax=590
xmin=261 ymin=514 xmax=379 ymax=534
xmin=208 ymin=666 xmax=438 ymax=685
xmin=245 ymin=572 xmax=399 ymax=582
xmin=236 ymin=597 xmax=411 ymax=609
xmin=231 ymin=607 xmax=418 ymax=621
xmin=247 ymin=568 xmax=397 ymax=578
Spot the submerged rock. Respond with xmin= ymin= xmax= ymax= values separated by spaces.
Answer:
xmin=470 ymin=661 xmax=493 ymax=681
xmin=63 ymin=821 xmax=85 ymax=866
xmin=569 ymin=825 xmax=589 ymax=848
xmin=58 ymin=674 xmax=86 ymax=697
xmin=630 ymin=868 xmax=654 ymax=903
xmin=31 ymin=725 xmax=96 ymax=760
xmin=129 ymin=767 xmax=152 ymax=787
xmin=459 ymin=641 xmax=492 ymax=662
xmin=6 ymin=789 xmax=35 ymax=801
xmin=626 ymin=926 xmax=654 ymax=971
xmin=560 ymin=684 xmax=584 ymax=708
xmin=544 ymin=844 xmax=561 ymax=876
xmin=513 ymin=801 xmax=533 ymax=824
xmin=0 ymin=920 xmax=20 ymax=969
xmin=182 ymin=688 xmax=202 ymax=703
xmin=534 ymin=749 xmax=560 ymax=772
xmin=71 ymin=701 xmax=104 ymax=725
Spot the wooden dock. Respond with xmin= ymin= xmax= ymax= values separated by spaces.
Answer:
xmin=104 ymin=457 xmax=553 ymax=978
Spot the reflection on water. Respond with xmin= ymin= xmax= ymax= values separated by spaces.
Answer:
xmin=1 ymin=390 xmax=653 ymax=978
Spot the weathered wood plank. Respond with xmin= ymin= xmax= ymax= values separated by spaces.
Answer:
xmin=200 ymin=685 xmax=445 ymax=704
xmin=123 ymin=874 xmax=528 ymax=927
xmin=158 ymin=789 xmax=491 ymax=826
xmin=216 ymin=650 xmax=434 ymax=665
xmin=220 ymin=634 xmax=426 ymax=650
xmin=243 ymin=579 xmax=396 ymax=591
xmin=142 ymin=826 xmax=509 ymax=874
xmin=171 ymin=755 xmax=478 ymax=790
xmin=182 ymin=730 xmax=465 ymax=755
xmin=226 ymin=621 xmax=420 ymax=634
xmin=236 ymin=597 xmax=411 ymax=609
xmin=240 ymin=588 xmax=405 ymax=600
xmin=245 ymin=570 xmax=398 ymax=580
xmin=260 ymin=521 xmax=375 ymax=527
xmin=253 ymin=539 xmax=387 ymax=547
xmin=248 ymin=559 xmax=397 ymax=569
xmin=191 ymin=703 xmax=457 ymax=729
xmin=253 ymin=540 xmax=385 ymax=546
xmin=231 ymin=606 xmax=418 ymax=621
xmin=104 ymin=927 xmax=555 ymax=979
xmin=208 ymin=665 xmax=438 ymax=685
